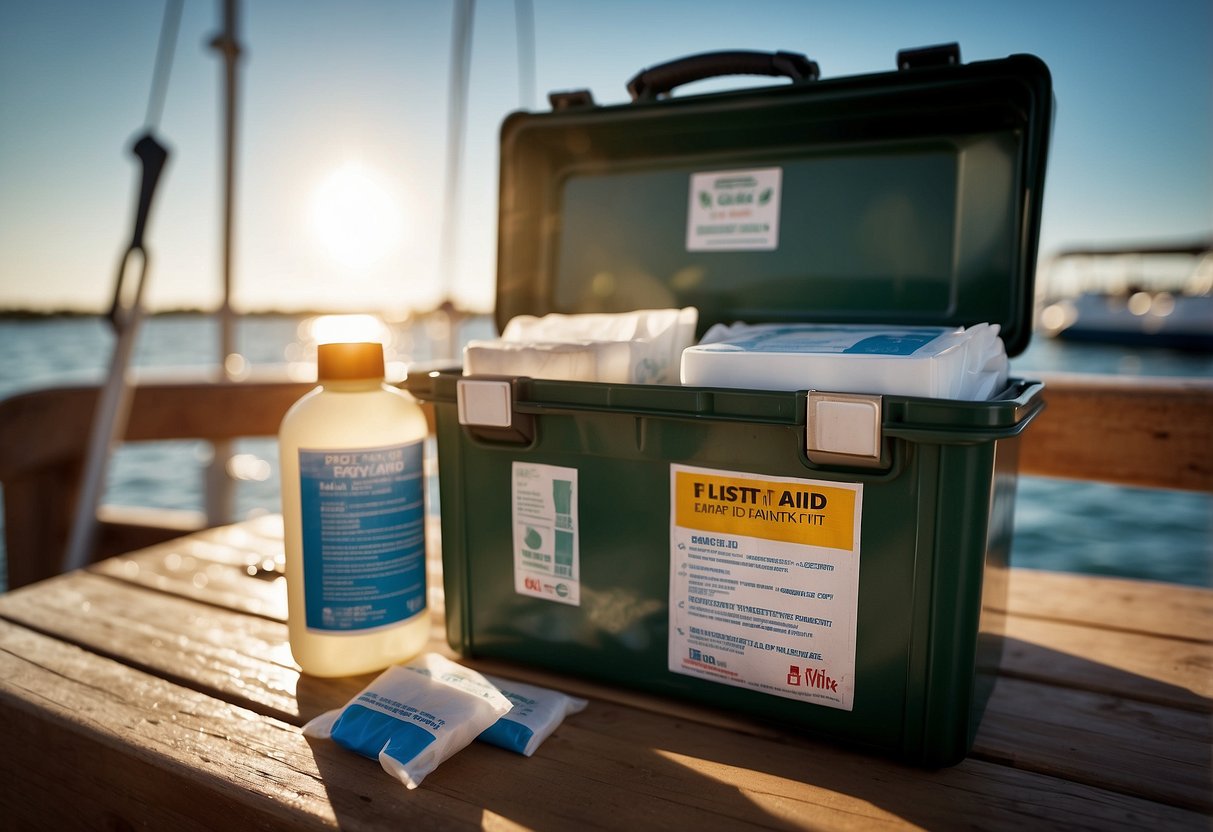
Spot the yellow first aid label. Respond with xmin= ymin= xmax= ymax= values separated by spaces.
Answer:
xmin=673 ymin=468 xmax=856 ymax=551
xmin=668 ymin=463 xmax=863 ymax=710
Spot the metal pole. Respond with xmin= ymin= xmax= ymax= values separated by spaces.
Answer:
xmin=62 ymin=253 xmax=150 ymax=573
xmin=435 ymin=0 xmax=475 ymax=358
xmin=514 ymin=0 xmax=535 ymax=111
xmin=207 ymin=0 xmax=242 ymax=525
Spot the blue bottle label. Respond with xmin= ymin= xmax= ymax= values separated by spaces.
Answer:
xmin=299 ymin=440 xmax=426 ymax=633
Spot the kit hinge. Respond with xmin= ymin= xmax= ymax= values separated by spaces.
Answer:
xmin=549 ymin=89 xmax=596 ymax=111
xmin=897 ymin=43 xmax=961 ymax=71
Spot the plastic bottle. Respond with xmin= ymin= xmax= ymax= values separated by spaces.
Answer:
xmin=279 ymin=341 xmax=429 ymax=676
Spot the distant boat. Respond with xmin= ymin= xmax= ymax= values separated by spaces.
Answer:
xmin=1035 ymin=240 xmax=1213 ymax=351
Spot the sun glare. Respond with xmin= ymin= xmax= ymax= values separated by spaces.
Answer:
xmin=310 ymin=162 xmax=404 ymax=270
xmin=305 ymin=313 xmax=390 ymax=345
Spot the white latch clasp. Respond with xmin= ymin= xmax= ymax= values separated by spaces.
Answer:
xmin=457 ymin=378 xmax=513 ymax=428
xmin=806 ymin=391 xmax=883 ymax=468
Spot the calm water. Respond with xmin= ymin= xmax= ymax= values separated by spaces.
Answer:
xmin=0 ymin=314 xmax=1209 ymax=590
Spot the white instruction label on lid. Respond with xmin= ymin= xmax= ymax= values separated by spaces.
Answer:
xmin=668 ymin=464 xmax=862 ymax=710
xmin=686 ymin=167 xmax=782 ymax=251
xmin=513 ymin=462 xmax=580 ymax=606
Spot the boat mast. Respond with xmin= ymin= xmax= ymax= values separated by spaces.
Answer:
xmin=207 ymin=0 xmax=242 ymax=524
xmin=433 ymin=0 xmax=475 ymax=360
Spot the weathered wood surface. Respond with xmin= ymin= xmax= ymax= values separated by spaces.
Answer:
xmin=1020 ymin=372 xmax=1213 ymax=491
xmin=1 ymin=520 xmax=1209 ymax=830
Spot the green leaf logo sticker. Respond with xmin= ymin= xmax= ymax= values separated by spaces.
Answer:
xmin=758 ymin=187 xmax=772 ymax=205
xmin=699 ymin=191 xmax=712 ymax=208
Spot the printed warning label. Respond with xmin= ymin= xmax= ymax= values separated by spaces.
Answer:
xmin=668 ymin=464 xmax=862 ymax=710
xmin=686 ymin=167 xmax=782 ymax=251
xmin=513 ymin=462 xmax=580 ymax=606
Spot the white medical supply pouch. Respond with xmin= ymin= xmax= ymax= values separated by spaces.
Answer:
xmin=682 ymin=322 xmax=1009 ymax=400
xmin=464 ymin=306 xmax=698 ymax=383
xmin=303 ymin=653 xmax=512 ymax=789
xmin=478 ymin=675 xmax=588 ymax=756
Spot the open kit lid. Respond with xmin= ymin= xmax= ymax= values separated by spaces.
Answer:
xmin=495 ymin=44 xmax=1052 ymax=357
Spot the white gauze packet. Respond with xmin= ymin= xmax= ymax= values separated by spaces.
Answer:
xmin=303 ymin=653 xmax=512 ymax=789
xmin=477 ymin=675 xmax=588 ymax=757
xmin=464 ymin=307 xmax=698 ymax=384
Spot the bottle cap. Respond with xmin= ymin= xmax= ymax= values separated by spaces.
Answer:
xmin=317 ymin=342 xmax=385 ymax=381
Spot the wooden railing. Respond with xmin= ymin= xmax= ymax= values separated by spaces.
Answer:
xmin=0 ymin=375 xmax=307 ymax=589
xmin=1 ymin=372 xmax=1210 ymax=590
xmin=1017 ymin=373 xmax=1212 ymax=491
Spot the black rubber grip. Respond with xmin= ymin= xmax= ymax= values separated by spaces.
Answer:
xmin=627 ymin=50 xmax=819 ymax=101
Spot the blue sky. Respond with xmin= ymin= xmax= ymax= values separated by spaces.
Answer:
xmin=1 ymin=0 xmax=1210 ymax=313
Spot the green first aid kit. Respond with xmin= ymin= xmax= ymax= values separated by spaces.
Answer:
xmin=407 ymin=45 xmax=1053 ymax=766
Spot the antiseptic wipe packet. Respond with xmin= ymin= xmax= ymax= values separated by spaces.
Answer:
xmin=302 ymin=653 xmax=512 ymax=789
xmin=478 ymin=675 xmax=588 ymax=757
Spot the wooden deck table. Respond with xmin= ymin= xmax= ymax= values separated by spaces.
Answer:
xmin=1 ymin=515 xmax=1209 ymax=830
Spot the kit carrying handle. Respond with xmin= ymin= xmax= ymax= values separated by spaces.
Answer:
xmin=627 ymin=50 xmax=819 ymax=102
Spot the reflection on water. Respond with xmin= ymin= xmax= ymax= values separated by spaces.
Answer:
xmin=1009 ymin=336 xmax=1212 ymax=587
xmin=1012 ymin=334 xmax=1213 ymax=378
xmin=1013 ymin=477 xmax=1209 ymax=586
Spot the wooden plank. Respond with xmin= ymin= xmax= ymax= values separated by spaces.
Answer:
xmin=1005 ymin=568 xmax=1213 ymax=643
xmin=1001 ymin=614 xmax=1212 ymax=708
xmin=1 ymin=571 xmax=321 ymax=725
xmin=90 ymin=525 xmax=1213 ymax=704
xmin=1 ymin=619 xmax=1205 ymax=831
xmin=1019 ymin=372 xmax=1213 ymax=491
xmin=974 ymin=676 xmax=1211 ymax=812
xmin=95 ymin=503 xmax=208 ymax=557
xmin=11 ymin=519 xmax=1210 ymax=822
xmin=0 ymin=569 xmax=451 ymax=726
xmin=0 ymin=375 xmax=313 ymax=478
xmin=454 ymin=683 xmax=1210 ymax=831
xmin=72 ymin=528 xmax=1213 ymax=719
xmin=2 ymin=372 xmax=1209 ymax=491
xmin=115 ymin=518 xmax=1213 ymax=639
xmin=89 ymin=515 xmax=448 ymax=621
xmin=0 ymin=375 xmax=429 ymax=480
xmin=0 ymin=376 xmax=311 ymax=589
xmin=0 ymin=621 xmax=490 ymax=831
xmin=90 ymin=532 xmax=291 ymax=620
xmin=4 ymin=568 xmax=1211 ymax=820
xmin=1 ymin=457 xmax=81 ymax=588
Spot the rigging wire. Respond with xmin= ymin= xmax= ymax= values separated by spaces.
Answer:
xmin=64 ymin=0 xmax=183 ymax=573
xmin=144 ymin=0 xmax=184 ymax=131
xmin=514 ymin=0 xmax=536 ymax=111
